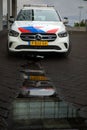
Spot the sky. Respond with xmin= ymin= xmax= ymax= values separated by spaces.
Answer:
xmin=3 ymin=0 xmax=87 ymax=26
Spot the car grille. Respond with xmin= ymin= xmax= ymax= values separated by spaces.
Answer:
xmin=20 ymin=33 xmax=57 ymax=42
xmin=15 ymin=45 xmax=61 ymax=50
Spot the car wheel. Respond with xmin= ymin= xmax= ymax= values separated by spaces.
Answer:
xmin=6 ymin=41 xmax=13 ymax=56
xmin=61 ymin=43 xmax=71 ymax=58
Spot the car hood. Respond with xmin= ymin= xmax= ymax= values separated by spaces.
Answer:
xmin=12 ymin=21 xmax=65 ymax=34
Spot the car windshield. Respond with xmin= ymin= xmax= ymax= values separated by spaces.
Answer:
xmin=16 ymin=9 xmax=60 ymax=21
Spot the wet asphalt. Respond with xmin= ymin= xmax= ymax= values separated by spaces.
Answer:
xmin=0 ymin=30 xmax=87 ymax=129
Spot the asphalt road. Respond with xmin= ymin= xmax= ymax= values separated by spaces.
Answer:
xmin=41 ymin=32 xmax=87 ymax=106
xmin=0 ymin=30 xmax=87 ymax=129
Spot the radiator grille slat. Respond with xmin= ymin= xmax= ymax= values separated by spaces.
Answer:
xmin=20 ymin=33 xmax=57 ymax=42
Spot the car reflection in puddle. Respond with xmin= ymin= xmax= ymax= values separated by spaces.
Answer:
xmin=19 ymin=80 xmax=56 ymax=97
xmin=10 ymin=62 xmax=87 ymax=130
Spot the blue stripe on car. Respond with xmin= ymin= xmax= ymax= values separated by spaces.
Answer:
xmin=23 ymin=26 xmax=45 ymax=33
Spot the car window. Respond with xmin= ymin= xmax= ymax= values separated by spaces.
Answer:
xmin=16 ymin=9 xmax=60 ymax=21
xmin=16 ymin=10 xmax=33 ymax=21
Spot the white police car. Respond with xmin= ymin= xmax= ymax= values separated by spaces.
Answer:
xmin=8 ymin=4 xmax=70 ymax=57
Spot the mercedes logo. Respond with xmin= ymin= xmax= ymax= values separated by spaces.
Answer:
xmin=35 ymin=34 xmax=42 ymax=40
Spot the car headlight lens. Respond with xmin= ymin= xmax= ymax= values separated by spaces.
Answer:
xmin=9 ymin=30 xmax=19 ymax=37
xmin=58 ymin=31 xmax=68 ymax=37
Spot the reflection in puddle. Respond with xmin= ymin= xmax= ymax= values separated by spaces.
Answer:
xmin=10 ymin=61 xmax=87 ymax=130
xmin=12 ymin=98 xmax=79 ymax=129
xmin=19 ymin=80 xmax=56 ymax=97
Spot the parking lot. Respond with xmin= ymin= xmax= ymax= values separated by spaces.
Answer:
xmin=0 ymin=30 xmax=87 ymax=129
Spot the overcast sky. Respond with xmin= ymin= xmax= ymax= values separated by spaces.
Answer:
xmin=3 ymin=0 xmax=87 ymax=25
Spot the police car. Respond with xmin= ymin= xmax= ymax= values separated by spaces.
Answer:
xmin=8 ymin=4 xmax=70 ymax=57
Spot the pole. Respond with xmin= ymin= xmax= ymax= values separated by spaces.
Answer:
xmin=0 ymin=0 xmax=3 ymax=31
xmin=12 ymin=0 xmax=17 ymax=18
xmin=78 ymin=6 xmax=83 ymax=28
xmin=7 ymin=0 xmax=11 ymax=29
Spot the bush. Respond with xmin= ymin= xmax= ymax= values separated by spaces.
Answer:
xmin=74 ymin=20 xmax=86 ymax=27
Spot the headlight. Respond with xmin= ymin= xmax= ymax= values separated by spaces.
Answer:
xmin=58 ymin=31 xmax=68 ymax=37
xmin=9 ymin=30 xmax=19 ymax=37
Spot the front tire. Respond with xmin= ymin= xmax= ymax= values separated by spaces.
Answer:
xmin=61 ymin=43 xmax=71 ymax=58
xmin=6 ymin=41 xmax=14 ymax=56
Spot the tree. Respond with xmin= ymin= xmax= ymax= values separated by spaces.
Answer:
xmin=74 ymin=20 xmax=86 ymax=27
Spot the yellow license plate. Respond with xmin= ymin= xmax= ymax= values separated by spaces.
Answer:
xmin=30 ymin=76 xmax=48 ymax=81
xmin=30 ymin=41 xmax=48 ymax=46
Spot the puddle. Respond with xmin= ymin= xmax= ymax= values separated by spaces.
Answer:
xmin=8 ymin=59 xmax=87 ymax=130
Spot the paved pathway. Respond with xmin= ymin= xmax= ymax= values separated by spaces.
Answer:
xmin=0 ymin=30 xmax=87 ymax=129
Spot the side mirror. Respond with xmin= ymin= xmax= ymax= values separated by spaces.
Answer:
xmin=63 ymin=17 xmax=69 ymax=24
xmin=9 ymin=16 xmax=14 ymax=23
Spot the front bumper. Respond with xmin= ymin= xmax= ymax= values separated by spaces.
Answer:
xmin=8 ymin=35 xmax=69 ymax=53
